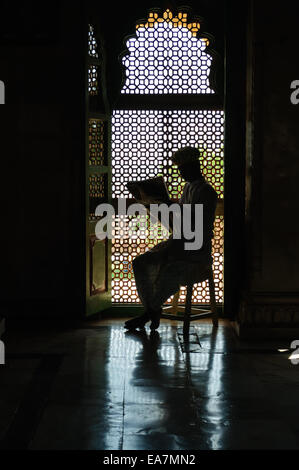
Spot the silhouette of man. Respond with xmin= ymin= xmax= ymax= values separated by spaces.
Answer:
xmin=124 ymin=147 xmax=218 ymax=331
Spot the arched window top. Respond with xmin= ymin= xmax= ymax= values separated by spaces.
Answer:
xmin=121 ymin=9 xmax=214 ymax=95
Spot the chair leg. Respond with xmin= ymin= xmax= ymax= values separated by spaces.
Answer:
xmin=171 ymin=289 xmax=180 ymax=315
xmin=208 ymin=270 xmax=218 ymax=327
xmin=183 ymin=284 xmax=193 ymax=339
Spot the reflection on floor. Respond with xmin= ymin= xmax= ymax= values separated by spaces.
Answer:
xmin=0 ymin=319 xmax=298 ymax=450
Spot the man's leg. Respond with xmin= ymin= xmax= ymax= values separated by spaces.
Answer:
xmin=126 ymin=259 xmax=187 ymax=331
xmin=146 ymin=260 xmax=187 ymax=329
xmin=124 ymin=249 xmax=166 ymax=330
xmin=132 ymin=250 xmax=163 ymax=311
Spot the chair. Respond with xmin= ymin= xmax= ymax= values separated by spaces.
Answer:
xmin=161 ymin=265 xmax=218 ymax=339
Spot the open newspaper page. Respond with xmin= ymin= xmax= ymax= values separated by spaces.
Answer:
xmin=126 ymin=176 xmax=173 ymax=231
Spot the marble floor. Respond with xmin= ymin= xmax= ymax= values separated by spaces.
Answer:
xmin=0 ymin=318 xmax=298 ymax=450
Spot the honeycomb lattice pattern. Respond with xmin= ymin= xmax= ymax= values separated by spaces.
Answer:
xmin=111 ymin=215 xmax=223 ymax=304
xmin=89 ymin=174 xmax=105 ymax=198
xmin=88 ymin=24 xmax=99 ymax=58
xmin=112 ymin=110 xmax=164 ymax=197
xmin=88 ymin=65 xmax=99 ymax=96
xmin=88 ymin=24 xmax=99 ymax=96
xmin=175 ymin=215 xmax=224 ymax=304
xmin=122 ymin=9 xmax=213 ymax=94
xmin=89 ymin=119 xmax=105 ymax=166
xmin=89 ymin=174 xmax=106 ymax=220
xmin=112 ymin=109 xmax=224 ymax=199
xmin=168 ymin=110 xmax=224 ymax=197
xmin=111 ymin=109 xmax=224 ymax=303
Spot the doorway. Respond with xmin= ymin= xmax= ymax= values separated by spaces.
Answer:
xmin=110 ymin=9 xmax=224 ymax=308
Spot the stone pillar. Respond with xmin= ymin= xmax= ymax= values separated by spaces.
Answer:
xmin=237 ymin=0 xmax=299 ymax=338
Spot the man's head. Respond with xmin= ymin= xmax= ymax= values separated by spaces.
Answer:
xmin=171 ymin=146 xmax=203 ymax=182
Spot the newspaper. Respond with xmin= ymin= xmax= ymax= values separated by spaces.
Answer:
xmin=126 ymin=176 xmax=171 ymax=205
xmin=126 ymin=176 xmax=173 ymax=232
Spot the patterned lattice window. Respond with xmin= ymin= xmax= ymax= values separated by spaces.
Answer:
xmin=89 ymin=173 xmax=107 ymax=221
xmin=88 ymin=65 xmax=99 ymax=96
xmin=112 ymin=109 xmax=224 ymax=303
xmin=112 ymin=8 xmax=224 ymax=304
xmin=112 ymin=110 xmax=224 ymax=198
xmin=122 ymin=9 xmax=213 ymax=94
xmin=88 ymin=24 xmax=99 ymax=95
xmin=88 ymin=24 xmax=99 ymax=58
xmin=89 ymin=119 xmax=106 ymax=166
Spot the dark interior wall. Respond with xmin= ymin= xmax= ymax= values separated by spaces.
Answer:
xmin=0 ymin=1 xmax=85 ymax=317
xmin=239 ymin=0 xmax=299 ymax=328
xmin=223 ymin=1 xmax=247 ymax=319
xmin=251 ymin=1 xmax=299 ymax=292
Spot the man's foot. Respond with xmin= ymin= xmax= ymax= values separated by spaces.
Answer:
xmin=124 ymin=313 xmax=150 ymax=330
xmin=149 ymin=308 xmax=162 ymax=331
